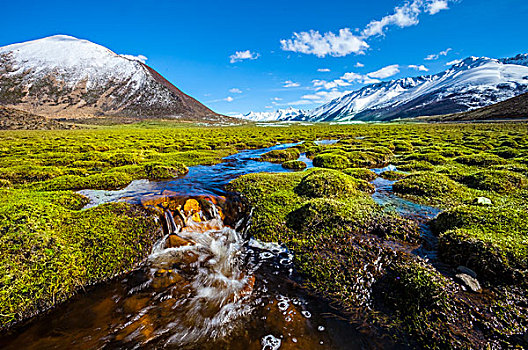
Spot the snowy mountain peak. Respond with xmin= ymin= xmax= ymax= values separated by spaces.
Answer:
xmin=240 ymin=53 xmax=528 ymax=123
xmin=233 ymin=107 xmax=305 ymax=122
xmin=0 ymin=35 xmax=147 ymax=88
xmin=0 ymin=35 xmax=220 ymax=120
xmin=304 ymin=53 xmax=528 ymax=121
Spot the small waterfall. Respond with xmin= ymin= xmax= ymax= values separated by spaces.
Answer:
xmin=112 ymin=196 xmax=256 ymax=347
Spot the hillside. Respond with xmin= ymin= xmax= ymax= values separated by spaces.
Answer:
xmin=0 ymin=35 xmax=228 ymax=122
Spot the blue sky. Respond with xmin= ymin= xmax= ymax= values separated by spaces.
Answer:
xmin=1 ymin=0 xmax=527 ymax=115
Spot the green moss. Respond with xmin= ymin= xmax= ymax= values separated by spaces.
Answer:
xmin=394 ymin=141 xmax=414 ymax=152
xmin=380 ymin=170 xmax=407 ymax=181
xmin=342 ymin=167 xmax=378 ymax=181
xmin=455 ymin=152 xmax=507 ymax=166
xmin=397 ymin=160 xmax=435 ymax=172
xmin=312 ymin=153 xmax=351 ymax=169
xmin=40 ymin=173 xmax=133 ymax=191
xmin=382 ymin=255 xmax=450 ymax=313
xmin=0 ymin=166 xmax=64 ymax=184
xmin=295 ymin=169 xmax=374 ymax=198
xmin=0 ymin=190 xmax=159 ymax=328
xmin=258 ymin=148 xmax=300 ymax=163
xmin=433 ymin=205 xmax=528 ymax=283
xmin=281 ymin=160 xmax=307 ymax=170
xmin=393 ymin=172 xmax=471 ymax=206
xmin=144 ymin=162 xmax=188 ymax=179
xmin=404 ymin=152 xmax=447 ymax=165
xmin=462 ymin=170 xmax=527 ymax=193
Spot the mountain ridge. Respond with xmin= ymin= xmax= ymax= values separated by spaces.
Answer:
xmin=0 ymin=35 xmax=227 ymax=122
xmin=238 ymin=53 xmax=528 ymax=122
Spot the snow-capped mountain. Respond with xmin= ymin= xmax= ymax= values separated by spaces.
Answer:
xmin=304 ymin=54 xmax=528 ymax=121
xmin=233 ymin=107 xmax=304 ymax=122
xmin=0 ymin=35 xmax=221 ymax=120
xmin=238 ymin=54 xmax=528 ymax=122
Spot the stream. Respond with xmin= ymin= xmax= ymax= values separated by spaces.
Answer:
xmin=0 ymin=141 xmax=441 ymax=350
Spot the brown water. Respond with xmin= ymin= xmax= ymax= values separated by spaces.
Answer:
xmin=0 ymin=142 xmax=439 ymax=349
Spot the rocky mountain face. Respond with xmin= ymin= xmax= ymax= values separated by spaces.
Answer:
xmin=0 ymin=106 xmax=74 ymax=130
xmin=0 ymin=35 xmax=224 ymax=121
xmin=426 ymin=91 xmax=528 ymax=121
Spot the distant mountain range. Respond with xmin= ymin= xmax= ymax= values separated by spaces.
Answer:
xmin=421 ymin=91 xmax=528 ymax=122
xmin=232 ymin=107 xmax=306 ymax=122
xmin=0 ymin=35 xmax=226 ymax=122
xmin=237 ymin=54 xmax=528 ymax=122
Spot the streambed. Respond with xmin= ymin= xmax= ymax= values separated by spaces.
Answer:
xmin=0 ymin=141 xmax=441 ymax=349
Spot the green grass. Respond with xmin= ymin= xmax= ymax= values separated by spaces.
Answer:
xmin=0 ymin=189 xmax=159 ymax=328
xmin=0 ymin=122 xmax=527 ymax=347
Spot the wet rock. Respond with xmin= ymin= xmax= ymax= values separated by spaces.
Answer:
xmin=457 ymin=265 xmax=477 ymax=278
xmin=455 ymin=273 xmax=481 ymax=292
xmin=122 ymin=295 xmax=150 ymax=314
xmin=166 ymin=234 xmax=193 ymax=248
xmin=151 ymin=269 xmax=185 ymax=290
xmin=184 ymin=199 xmax=201 ymax=214
xmin=474 ymin=197 xmax=492 ymax=206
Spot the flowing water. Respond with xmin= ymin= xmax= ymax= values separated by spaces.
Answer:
xmin=0 ymin=141 xmax=440 ymax=350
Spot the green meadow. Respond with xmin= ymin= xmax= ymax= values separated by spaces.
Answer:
xmin=0 ymin=122 xmax=527 ymax=348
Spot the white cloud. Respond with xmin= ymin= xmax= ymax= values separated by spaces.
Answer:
xmin=446 ymin=59 xmax=462 ymax=66
xmin=340 ymin=72 xmax=381 ymax=84
xmin=280 ymin=0 xmax=456 ymax=58
xmin=283 ymin=100 xmax=314 ymax=106
xmin=283 ymin=80 xmax=301 ymax=88
xmin=427 ymin=0 xmax=449 ymax=14
xmin=313 ymin=79 xmax=351 ymax=90
xmin=361 ymin=1 xmax=422 ymax=38
xmin=339 ymin=64 xmax=399 ymax=84
xmin=121 ymin=54 xmax=148 ymax=63
xmin=302 ymin=89 xmax=351 ymax=103
xmin=224 ymin=96 xmax=234 ymax=102
xmin=318 ymin=68 xmax=331 ymax=72
xmin=265 ymin=105 xmax=273 ymax=109
xmin=272 ymin=97 xmax=283 ymax=101
xmin=355 ymin=62 xmax=365 ymax=68
xmin=425 ymin=47 xmax=452 ymax=60
xmin=229 ymin=50 xmax=260 ymax=63
xmin=409 ymin=64 xmax=429 ymax=71
xmin=280 ymin=28 xmax=369 ymax=58
xmin=229 ymin=88 xmax=242 ymax=94
xmin=367 ymin=64 xmax=400 ymax=79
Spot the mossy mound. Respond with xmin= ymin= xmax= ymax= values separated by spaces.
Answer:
xmin=404 ymin=152 xmax=447 ymax=165
xmin=295 ymin=169 xmax=374 ymax=198
xmin=312 ymin=152 xmax=351 ymax=169
xmin=144 ymin=162 xmax=188 ymax=179
xmin=258 ymin=148 xmax=300 ymax=163
xmin=281 ymin=160 xmax=307 ymax=170
xmin=379 ymin=254 xmax=450 ymax=313
xmin=380 ymin=170 xmax=407 ymax=181
xmin=462 ymin=170 xmax=527 ymax=193
xmin=392 ymin=172 xmax=470 ymax=205
xmin=287 ymin=197 xmax=419 ymax=242
xmin=0 ymin=190 xmax=160 ymax=328
xmin=342 ymin=168 xmax=378 ymax=181
xmin=455 ymin=153 xmax=507 ymax=166
xmin=40 ymin=173 xmax=133 ymax=191
xmin=397 ymin=160 xmax=434 ymax=172
xmin=432 ymin=205 xmax=528 ymax=284
xmin=393 ymin=141 xmax=414 ymax=152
